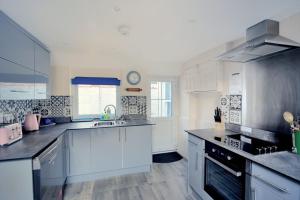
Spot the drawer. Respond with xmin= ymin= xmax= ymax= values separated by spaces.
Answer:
xmin=251 ymin=163 xmax=300 ymax=195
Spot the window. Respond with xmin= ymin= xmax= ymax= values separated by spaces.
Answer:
xmin=73 ymin=85 xmax=117 ymax=119
xmin=150 ymin=81 xmax=172 ymax=118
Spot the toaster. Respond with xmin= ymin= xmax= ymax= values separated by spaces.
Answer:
xmin=0 ymin=123 xmax=23 ymax=146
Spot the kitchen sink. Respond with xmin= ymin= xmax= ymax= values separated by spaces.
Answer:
xmin=92 ymin=120 xmax=127 ymax=127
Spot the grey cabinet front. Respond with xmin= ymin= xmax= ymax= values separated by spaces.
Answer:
xmin=0 ymin=12 xmax=34 ymax=69
xmin=68 ymin=130 xmax=91 ymax=176
xmin=0 ymin=57 xmax=35 ymax=100
xmin=188 ymin=135 xmax=205 ymax=196
xmin=34 ymin=44 xmax=50 ymax=75
xmin=123 ymin=126 xmax=152 ymax=168
xmin=91 ymin=128 xmax=122 ymax=172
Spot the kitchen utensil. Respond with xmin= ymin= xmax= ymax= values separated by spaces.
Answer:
xmin=24 ymin=113 xmax=41 ymax=131
xmin=283 ymin=111 xmax=297 ymax=153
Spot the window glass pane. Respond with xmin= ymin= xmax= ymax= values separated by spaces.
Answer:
xmin=161 ymin=100 xmax=172 ymax=117
xmin=77 ymin=85 xmax=117 ymax=117
xmin=99 ymin=86 xmax=116 ymax=114
xmin=150 ymin=81 xmax=172 ymax=118
xmin=151 ymin=81 xmax=159 ymax=99
xmin=78 ymin=85 xmax=100 ymax=115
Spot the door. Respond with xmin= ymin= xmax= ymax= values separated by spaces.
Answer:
xmin=68 ymin=130 xmax=91 ymax=176
xmin=123 ymin=126 xmax=152 ymax=168
xmin=150 ymin=79 xmax=177 ymax=153
xmin=91 ymin=128 xmax=122 ymax=172
xmin=188 ymin=138 xmax=205 ymax=195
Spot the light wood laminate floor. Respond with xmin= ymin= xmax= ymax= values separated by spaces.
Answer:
xmin=64 ymin=160 xmax=195 ymax=200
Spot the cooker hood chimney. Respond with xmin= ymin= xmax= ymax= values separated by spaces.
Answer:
xmin=217 ymin=19 xmax=300 ymax=62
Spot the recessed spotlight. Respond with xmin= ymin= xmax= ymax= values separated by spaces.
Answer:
xmin=113 ymin=6 xmax=120 ymax=12
xmin=118 ymin=25 xmax=130 ymax=36
xmin=188 ymin=19 xmax=197 ymax=23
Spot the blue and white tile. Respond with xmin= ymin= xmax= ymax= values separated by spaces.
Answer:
xmin=230 ymin=95 xmax=242 ymax=110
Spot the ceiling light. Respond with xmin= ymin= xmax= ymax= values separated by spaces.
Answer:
xmin=118 ymin=25 xmax=130 ymax=36
xmin=113 ymin=6 xmax=120 ymax=12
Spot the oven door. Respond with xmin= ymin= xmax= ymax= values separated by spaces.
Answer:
xmin=204 ymin=154 xmax=245 ymax=200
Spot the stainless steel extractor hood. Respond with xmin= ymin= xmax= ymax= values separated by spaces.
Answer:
xmin=218 ymin=19 xmax=300 ymax=62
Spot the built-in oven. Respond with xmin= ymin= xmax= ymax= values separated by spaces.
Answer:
xmin=204 ymin=141 xmax=246 ymax=200
xmin=32 ymin=135 xmax=66 ymax=200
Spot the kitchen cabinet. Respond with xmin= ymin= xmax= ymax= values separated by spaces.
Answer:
xmin=188 ymin=134 xmax=205 ymax=196
xmin=67 ymin=126 xmax=152 ymax=182
xmin=183 ymin=60 xmax=220 ymax=93
xmin=68 ymin=130 xmax=91 ymax=176
xmin=0 ymin=57 xmax=35 ymax=100
xmin=0 ymin=11 xmax=51 ymax=100
xmin=0 ymin=11 xmax=35 ymax=70
xmin=250 ymin=163 xmax=300 ymax=200
xmin=91 ymin=128 xmax=122 ymax=172
xmin=34 ymin=44 xmax=50 ymax=75
xmin=123 ymin=126 xmax=152 ymax=168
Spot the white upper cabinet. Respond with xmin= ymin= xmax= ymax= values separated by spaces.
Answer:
xmin=34 ymin=44 xmax=50 ymax=75
xmin=183 ymin=60 xmax=222 ymax=93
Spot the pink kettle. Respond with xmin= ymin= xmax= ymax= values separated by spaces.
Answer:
xmin=24 ymin=113 xmax=41 ymax=131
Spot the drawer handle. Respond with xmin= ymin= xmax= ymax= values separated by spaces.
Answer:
xmin=253 ymin=175 xmax=289 ymax=193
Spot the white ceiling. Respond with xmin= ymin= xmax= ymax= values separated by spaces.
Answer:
xmin=1 ymin=0 xmax=300 ymax=74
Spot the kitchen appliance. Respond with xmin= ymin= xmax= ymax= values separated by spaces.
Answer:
xmin=214 ymin=134 xmax=283 ymax=155
xmin=32 ymin=135 xmax=66 ymax=200
xmin=218 ymin=19 xmax=300 ymax=62
xmin=24 ymin=113 xmax=41 ymax=131
xmin=0 ymin=123 xmax=23 ymax=146
xmin=204 ymin=141 xmax=246 ymax=200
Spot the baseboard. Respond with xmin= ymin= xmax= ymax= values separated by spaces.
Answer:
xmin=67 ymin=165 xmax=151 ymax=184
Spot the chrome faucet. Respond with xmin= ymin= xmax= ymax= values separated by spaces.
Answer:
xmin=104 ymin=104 xmax=117 ymax=121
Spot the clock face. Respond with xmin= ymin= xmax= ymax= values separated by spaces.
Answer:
xmin=127 ymin=71 xmax=141 ymax=85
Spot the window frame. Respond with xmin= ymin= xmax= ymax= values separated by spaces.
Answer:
xmin=72 ymin=84 xmax=120 ymax=120
xmin=150 ymin=80 xmax=173 ymax=119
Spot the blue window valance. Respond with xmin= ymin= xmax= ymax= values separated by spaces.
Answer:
xmin=71 ymin=77 xmax=121 ymax=86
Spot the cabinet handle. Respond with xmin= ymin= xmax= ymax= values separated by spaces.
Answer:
xmin=252 ymin=175 xmax=289 ymax=193
xmin=251 ymin=188 xmax=256 ymax=200
xmin=118 ymin=129 xmax=121 ymax=142
xmin=68 ymin=148 xmax=71 ymax=174
xmin=195 ymin=152 xmax=199 ymax=170
xmin=125 ymin=129 xmax=127 ymax=142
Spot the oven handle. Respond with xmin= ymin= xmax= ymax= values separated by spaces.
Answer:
xmin=205 ymin=154 xmax=242 ymax=177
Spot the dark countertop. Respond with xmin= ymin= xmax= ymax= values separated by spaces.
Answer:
xmin=0 ymin=120 xmax=154 ymax=162
xmin=186 ymin=128 xmax=300 ymax=184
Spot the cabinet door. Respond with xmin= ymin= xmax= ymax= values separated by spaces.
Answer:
xmin=0 ymin=12 xmax=34 ymax=69
xmin=251 ymin=177 xmax=284 ymax=200
xmin=34 ymin=71 xmax=48 ymax=99
xmin=188 ymin=135 xmax=205 ymax=196
xmin=91 ymin=128 xmax=122 ymax=172
xmin=0 ymin=57 xmax=35 ymax=100
xmin=68 ymin=130 xmax=91 ymax=176
xmin=123 ymin=126 xmax=152 ymax=168
xmin=34 ymin=44 xmax=50 ymax=75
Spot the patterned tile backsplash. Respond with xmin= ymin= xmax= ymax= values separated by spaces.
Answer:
xmin=0 ymin=96 xmax=72 ymax=123
xmin=121 ymin=96 xmax=147 ymax=117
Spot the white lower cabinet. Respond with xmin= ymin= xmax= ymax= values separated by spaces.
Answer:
xmin=188 ymin=134 xmax=205 ymax=197
xmin=91 ymin=128 xmax=122 ymax=172
xmin=67 ymin=125 xmax=152 ymax=182
xmin=250 ymin=163 xmax=300 ymax=200
xmin=123 ymin=126 xmax=152 ymax=168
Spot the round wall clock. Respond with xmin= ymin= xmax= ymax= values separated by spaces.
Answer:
xmin=127 ymin=71 xmax=141 ymax=85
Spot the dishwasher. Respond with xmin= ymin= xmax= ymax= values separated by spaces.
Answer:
xmin=32 ymin=135 xmax=66 ymax=200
